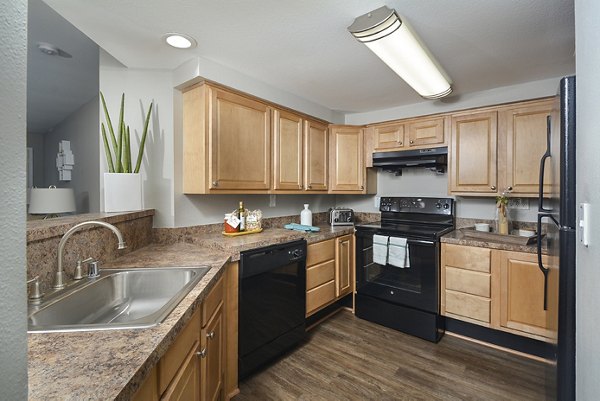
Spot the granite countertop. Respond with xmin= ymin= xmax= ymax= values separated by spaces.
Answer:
xmin=441 ymin=228 xmax=547 ymax=254
xmin=27 ymin=225 xmax=354 ymax=401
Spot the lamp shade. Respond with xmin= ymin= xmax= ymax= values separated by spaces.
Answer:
xmin=28 ymin=186 xmax=76 ymax=214
xmin=348 ymin=6 xmax=452 ymax=99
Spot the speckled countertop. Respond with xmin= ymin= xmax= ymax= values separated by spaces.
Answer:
xmin=27 ymin=224 xmax=354 ymax=401
xmin=441 ymin=228 xmax=547 ymax=254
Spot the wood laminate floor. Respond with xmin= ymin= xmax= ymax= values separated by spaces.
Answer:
xmin=234 ymin=310 xmax=549 ymax=401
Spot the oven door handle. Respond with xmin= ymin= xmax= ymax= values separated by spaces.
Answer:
xmin=406 ymin=239 xmax=435 ymax=246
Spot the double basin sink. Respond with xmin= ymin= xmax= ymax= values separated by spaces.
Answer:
xmin=28 ymin=266 xmax=210 ymax=333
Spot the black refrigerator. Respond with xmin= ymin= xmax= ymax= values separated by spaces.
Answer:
xmin=537 ymin=75 xmax=576 ymax=401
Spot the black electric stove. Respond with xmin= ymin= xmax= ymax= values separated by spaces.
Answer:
xmin=354 ymin=197 xmax=454 ymax=342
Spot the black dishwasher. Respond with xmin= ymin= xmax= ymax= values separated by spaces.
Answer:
xmin=238 ymin=239 xmax=307 ymax=380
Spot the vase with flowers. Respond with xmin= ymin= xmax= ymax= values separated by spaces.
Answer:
xmin=495 ymin=190 xmax=511 ymax=234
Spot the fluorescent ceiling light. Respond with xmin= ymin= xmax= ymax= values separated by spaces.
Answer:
xmin=348 ymin=6 xmax=452 ymax=99
xmin=164 ymin=33 xmax=197 ymax=49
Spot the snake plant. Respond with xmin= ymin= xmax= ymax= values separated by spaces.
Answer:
xmin=100 ymin=92 xmax=153 ymax=173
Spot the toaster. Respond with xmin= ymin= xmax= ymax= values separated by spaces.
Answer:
xmin=328 ymin=208 xmax=355 ymax=226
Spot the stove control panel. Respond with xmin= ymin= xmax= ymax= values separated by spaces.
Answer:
xmin=379 ymin=197 xmax=453 ymax=215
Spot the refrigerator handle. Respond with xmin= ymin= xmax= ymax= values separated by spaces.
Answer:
xmin=537 ymin=213 xmax=557 ymax=310
xmin=538 ymin=115 xmax=552 ymax=213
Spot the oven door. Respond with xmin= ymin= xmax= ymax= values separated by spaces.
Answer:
xmin=356 ymin=230 xmax=439 ymax=313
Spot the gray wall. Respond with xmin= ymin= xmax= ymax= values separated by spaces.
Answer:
xmin=0 ymin=0 xmax=28 ymax=399
xmin=44 ymin=95 xmax=100 ymax=213
xmin=27 ymin=132 xmax=45 ymax=188
xmin=575 ymin=0 xmax=600 ymax=398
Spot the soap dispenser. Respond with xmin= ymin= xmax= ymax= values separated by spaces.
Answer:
xmin=300 ymin=204 xmax=312 ymax=226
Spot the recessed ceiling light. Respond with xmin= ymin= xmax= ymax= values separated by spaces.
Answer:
xmin=164 ymin=33 xmax=197 ymax=49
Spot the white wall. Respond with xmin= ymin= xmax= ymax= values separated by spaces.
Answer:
xmin=0 ymin=0 xmax=28 ymax=399
xmin=345 ymin=77 xmax=564 ymax=125
xmin=575 ymin=1 xmax=600 ymax=398
xmin=99 ymin=50 xmax=175 ymax=227
xmin=44 ymin=96 xmax=100 ymax=213
xmin=337 ymin=169 xmax=538 ymax=222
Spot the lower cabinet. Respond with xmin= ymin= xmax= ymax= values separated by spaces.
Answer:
xmin=133 ymin=275 xmax=226 ymax=401
xmin=441 ymin=243 xmax=557 ymax=342
xmin=306 ymin=235 xmax=355 ymax=317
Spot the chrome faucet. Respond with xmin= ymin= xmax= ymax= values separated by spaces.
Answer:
xmin=54 ymin=221 xmax=127 ymax=289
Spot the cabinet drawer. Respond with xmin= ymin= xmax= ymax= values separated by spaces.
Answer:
xmin=306 ymin=280 xmax=336 ymax=316
xmin=445 ymin=290 xmax=491 ymax=323
xmin=445 ymin=266 xmax=490 ymax=297
xmin=307 ymin=239 xmax=335 ymax=266
xmin=444 ymin=244 xmax=491 ymax=272
xmin=307 ymin=260 xmax=335 ymax=291
xmin=159 ymin=309 xmax=201 ymax=394
xmin=202 ymin=276 xmax=224 ymax=327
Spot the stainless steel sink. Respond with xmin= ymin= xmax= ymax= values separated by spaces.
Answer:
xmin=28 ymin=266 xmax=210 ymax=333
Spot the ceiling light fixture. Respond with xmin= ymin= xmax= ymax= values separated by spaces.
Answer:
xmin=348 ymin=6 xmax=452 ymax=99
xmin=164 ymin=33 xmax=197 ymax=49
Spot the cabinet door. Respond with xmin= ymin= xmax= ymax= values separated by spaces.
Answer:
xmin=209 ymin=87 xmax=271 ymax=190
xmin=407 ymin=116 xmax=445 ymax=147
xmin=498 ymin=251 xmax=558 ymax=340
xmin=449 ymin=111 xmax=498 ymax=194
xmin=133 ymin=367 xmax=159 ymax=401
xmin=335 ymin=234 xmax=355 ymax=297
xmin=160 ymin=343 xmax=201 ymax=401
xmin=273 ymin=109 xmax=303 ymax=190
xmin=304 ymin=120 xmax=328 ymax=191
xmin=374 ymin=123 xmax=405 ymax=150
xmin=501 ymin=100 xmax=553 ymax=196
xmin=329 ymin=126 xmax=364 ymax=192
xmin=201 ymin=304 xmax=224 ymax=401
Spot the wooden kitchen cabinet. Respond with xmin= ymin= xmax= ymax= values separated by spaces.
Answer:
xmin=329 ymin=126 xmax=376 ymax=194
xmin=201 ymin=303 xmax=224 ymax=401
xmin=497 ymin=250 xmax=558 ymax=340
xmin=373 ymin=122 xmax=405 ymax=151
xmin=335 ymin=234 xmax=355 ymax=298
xmin=449 ymin=111 xmax=498 ymax=194
xmin=306 ymin=235 xmax=356 ymax=317
xmin=161 ymin=344 xmax=201 ymax=401
xmin=499 ymin=99 xmax=553 ymax=196
xmin=441 ymin=243 xmax=557 ymax=342
xmin=132 ymin=366 xmax=159 ymax=401
xmin=183 ymin=83 xmax=271 ymax=193
xmin=304 ymin=119 xmax=329 ymax=191
xmin=407 ymin=116 xmax=446 ymax=147
xmin=449 ymin=97 xmax=554 ymax=197
xmin=273 ymin=109 xmax=303 ymax=190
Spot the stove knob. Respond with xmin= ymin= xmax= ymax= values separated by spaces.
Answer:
xmin=334 ymin=217 xmax=339 ymax=222
xmin=347 ymin=216 xmax=352 ymax=222
xmin=436 ymin=203 xmax=441 ymax=209
xmin=443 ymin=204 xmax=449 ymax=209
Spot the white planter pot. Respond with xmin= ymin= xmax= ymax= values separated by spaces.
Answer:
xmin=103 ymin=173 xmax=143 ymax=212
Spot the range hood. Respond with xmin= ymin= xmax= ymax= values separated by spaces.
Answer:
xmin=372 ymin=147 xmax=448 ymax=175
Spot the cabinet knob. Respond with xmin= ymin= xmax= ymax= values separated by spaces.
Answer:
xmin=507 ymin=186 xmax=513 ymax=191
xmin=398 ymin=141 xmax=403 ymax=145
xmin=299 ymin=184 xmax=303 ymax=189
xmin=307 ymin=184 xmax=312 ymax=190
xmin=196 ymin=348 xmax=207 ymax=358
xmin=491 ymin=185 xmax=497 ymax=190
xmin=360 ymin=185 xmax=364 ymax=190
xmin=212 ymin=181 xmax=219 ymax=187
xmin=409 ymin=140 xmax=414 ymax=144
xmin=206 ymin=331 xmax=215 ymax=340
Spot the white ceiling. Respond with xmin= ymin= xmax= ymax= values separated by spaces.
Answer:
xmin=27 ymin=0 xmax=98 ymax=134
xmin=42 ymin=0 xmax=574 ymax=114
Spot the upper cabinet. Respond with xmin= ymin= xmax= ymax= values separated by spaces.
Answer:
xmin=183 ymin=84 xmax=271 ymax=193
xmin=449 ymin=111 xmax=498 ymax=194
xmin=448 ymin=98 xmax=553 ymax=197
xmin=304 ymin=119 xmax=329 ymax=191
xmin=329 ymin=126 xmax=376 ymax=194
xmin=499 ymin=99 xmax=553 ymax=196
xmin=407 ymin=116 xmax=446 ymax=147
xmin=373 ymin=123 xmax=405 ymax=151
xmin=273 ymin=109 xmax=303 ymax=191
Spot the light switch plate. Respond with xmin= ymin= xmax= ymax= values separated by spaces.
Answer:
xmin=374 ymin=196 xmax=381 ymax=209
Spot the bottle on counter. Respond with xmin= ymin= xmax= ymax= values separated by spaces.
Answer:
xmin=238 ymin=201 xmax=246 ymax=231
xmin=300 ymin=204 xmax=312 ymax=226
xmin=224 ymin=213 xmax=239 ymax=233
